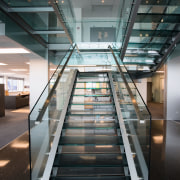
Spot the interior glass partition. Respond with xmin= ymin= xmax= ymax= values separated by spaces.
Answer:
xmin=28 ymin=45 xmax=77 ymax=179
xmin=109 ymin=47 xmax=151 ymax=179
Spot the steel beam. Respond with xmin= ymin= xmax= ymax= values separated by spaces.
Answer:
xmin=49 ymin=0 xmax=73 ymax=45
xmin=8 ymin=7 xmax=54 ymax=12
xmin=120 ymin=0 xmax=142 ymax=60
xmin=33 ymin=30 xmax=65 ymax=35
xmin=48 ymin=44 xmax=71 ymax=50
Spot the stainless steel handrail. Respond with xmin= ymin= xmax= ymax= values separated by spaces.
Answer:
xmin=36 ymin=45 xmax=76 ymax=122
xmin=108 ymin=72 xmax=139 ymax=180
xmin=109 ymin=45 xmax=143 ymax=120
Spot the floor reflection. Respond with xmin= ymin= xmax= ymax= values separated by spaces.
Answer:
xmin=150 ymin=120 xmax=180 ymax=180
xmin=1 ymin=119 xmax=180 ymax=179
xmin=0 ymin=132 xmax=30 ymax=180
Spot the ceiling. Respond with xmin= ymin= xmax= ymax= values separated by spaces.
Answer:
xmin=0 ymin=36 xmax=44 ymax=79
xmin=0 ymin=0 xmax=180 ymax=78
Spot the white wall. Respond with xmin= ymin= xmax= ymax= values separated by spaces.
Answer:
xmin=166 ymin=44 xmax=180 ymax=120
xmin=30 ymin=58 xmax=48 ymax=111
xmin=135 ymin=78 xmax=147 ymax=104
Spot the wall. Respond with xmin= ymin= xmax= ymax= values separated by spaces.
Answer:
xmin=166 ymin=44 xmax=180 ymax=120
xmin=135 ymin=78 xmax=147 ymax=104
xmin=30 ymin=58 xmax=48 ymax=111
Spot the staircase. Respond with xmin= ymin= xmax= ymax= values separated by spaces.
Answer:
xmin=50 ymin=72 xmax=130 ymax=180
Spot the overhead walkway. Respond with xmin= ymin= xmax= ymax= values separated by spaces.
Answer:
xmin=28 ymin=45 xmax=151 ymax=180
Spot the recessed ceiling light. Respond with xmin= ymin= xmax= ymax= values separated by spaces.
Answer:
xmin=10 ymin=69 xmax=28 ymax=72
xmin=0 ymin=63 xmax=7 ymax=65
xmin=0 ymin=72 xmax=15 ymax=75
xmin=0 ymin=48 xmax=30 ymax=54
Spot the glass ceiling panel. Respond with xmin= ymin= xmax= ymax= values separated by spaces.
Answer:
xmin=131 ymin=29 xmax=178 ymax=37
xmin=127 ymin=43 xmax=164 ymax=50
xmin=140 ymin=0 xmax=180 ymax=6
xmin=3 ymin=0 xmax=50 ymax=7
xmin=48 ymin=35 xmax=69 ymax=44
xmin=126 ymin=0 xmax=180 ymax=73
xmin=17 ymin=12 xmax=64 ymax=31
xmin=68 ymin=52 xmax=116 ymax=66
xmin=62 ymin=0 xmax=134 ymax=44
xmin=136 ymin=14 xmax=180 ymax=23
xmin=138 ymin=5 xmax=180 ymax=14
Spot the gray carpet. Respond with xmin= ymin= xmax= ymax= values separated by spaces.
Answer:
xmin=0 ymin=106 xmax=29 ymax=149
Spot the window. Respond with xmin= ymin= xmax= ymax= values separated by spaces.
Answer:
xmin=7 ymin=77 xmax=24 ymax=92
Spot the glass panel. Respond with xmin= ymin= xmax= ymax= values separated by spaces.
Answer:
xmin=3 ymin=0 xmax=50 ymax=7
xmin=17 ymin=12 xmax=63 ymax=31
xmin=110 ymin=50 xmax=151 ymax=179
xmin=56 ymin=0 xmax=134 ymax=44
xmin=140 ymin=0 xmax=180 ymax=6
xmin=0 ymin=10 xmax=47 ymax=58
xmin=29 ymin=45 xmax=75 ymax=179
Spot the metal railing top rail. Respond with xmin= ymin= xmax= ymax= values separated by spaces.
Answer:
xmin=28 ymin=44 xmax=76 ymax=123
xmin=109 ymin=45 xmax=151 ymax=120
xmin=108 ymin=72 xmax=139 ymax=180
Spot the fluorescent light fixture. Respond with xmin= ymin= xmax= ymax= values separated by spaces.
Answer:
xmin=11 ymin=69 xmax=27 ymax=72
xmin=0 ymin=63 xmax=7 ymax=65
xmin=0 ymin=72 xmax=15 ymax=75
xmin=0 ymin=48 xmax=30 ymax=54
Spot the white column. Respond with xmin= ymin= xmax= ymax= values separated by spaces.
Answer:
xmin=135 ymin=78 xmax=147 ymax=104
xmin=74 ymin=8 xmax=82 ymax=42
xmin=30 ymin=58 xmax=48 ymax=111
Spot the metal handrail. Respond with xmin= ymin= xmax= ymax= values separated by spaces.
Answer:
xmin=109 ymin=45 xmax=144 ymax=120
xmin=35 ymin=44 xmax=76 ymax=122
xmin=108 ymin=72 xmax=139 ymax=180
xmin=118 ymin=52 xmax=151 ymax=118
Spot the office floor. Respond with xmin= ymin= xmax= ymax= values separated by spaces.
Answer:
xmin=1 ymin=104 xmax=180 ymax=180
xmin=0 ymin=106 xmax=29 ymax=148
